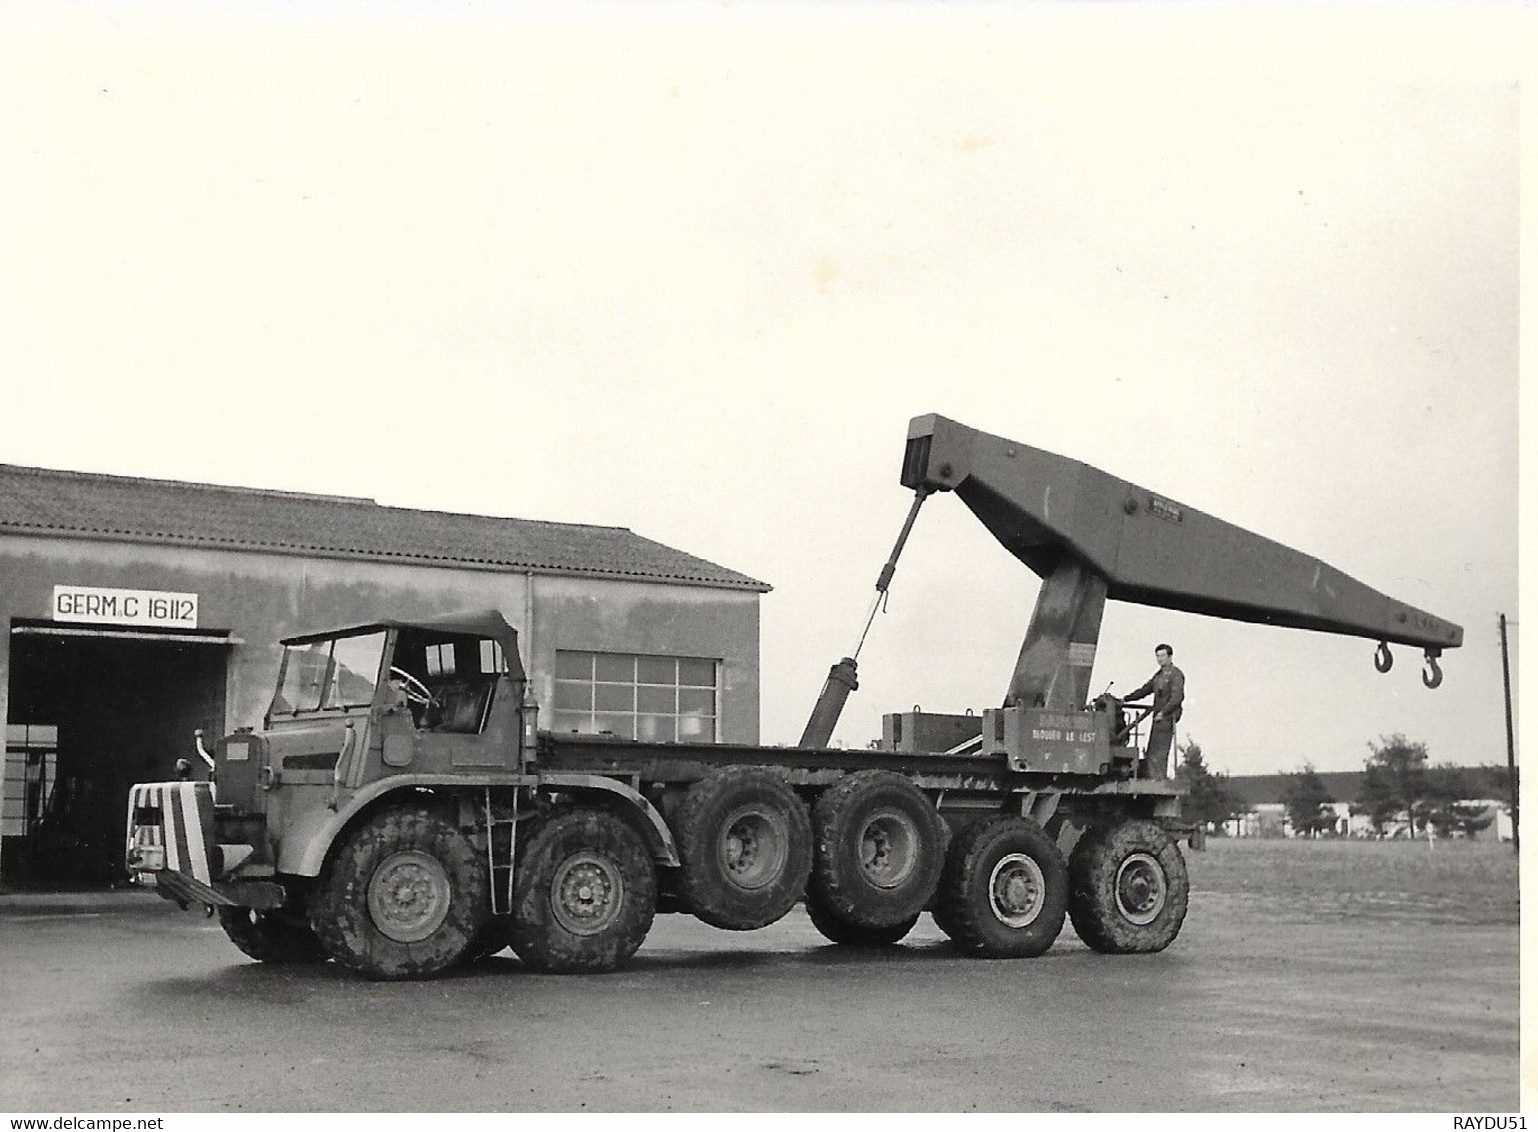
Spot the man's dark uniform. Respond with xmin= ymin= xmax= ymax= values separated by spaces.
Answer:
xmin=1128 ymin=662 xmax=1184 ymax=778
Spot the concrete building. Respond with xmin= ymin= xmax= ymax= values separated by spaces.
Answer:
xmin=0 ymin=463 xmax=768 ymax=888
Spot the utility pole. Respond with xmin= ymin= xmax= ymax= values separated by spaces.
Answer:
xmin=1499 ymin=613 xmax=1518 ymax=853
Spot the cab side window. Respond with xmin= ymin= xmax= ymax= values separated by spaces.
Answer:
xmin=394 ymin=630 xmax=503 ymax=735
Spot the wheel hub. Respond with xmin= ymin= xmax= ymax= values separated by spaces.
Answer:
xmin=988 ymin=852 xmax=1045 ymax=928
xmin=367 ymin=849 xmax=452 ymax=943
xmin=551 ymin=852 xmax=624 ymax=936
xmin=859 ymin=810 xmax=918 ymax=889
xmin=718 ymin=806 xmax=788 ymax=890
xmin=1114 ymin=852 xmax=1168 ymax=925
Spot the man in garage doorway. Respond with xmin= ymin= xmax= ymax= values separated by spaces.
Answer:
xmin=1126 ymin=643 xmax=1184 ymax=779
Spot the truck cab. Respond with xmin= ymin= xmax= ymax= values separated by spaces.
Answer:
xmin=126 ymin=610 xmax=530 ymax=909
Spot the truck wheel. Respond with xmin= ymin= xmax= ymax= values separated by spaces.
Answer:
xmin=935 ymin=816 xmax=1067 ymax=958
xmin=675 ymin=767 xmax=813 ymax=930
xmin=509 ymin=808 xmax=657 ymax=973
xmin=310 ymin=807 xmax=488 ymax=980
xmin=1068 ymin=819 xmax=1188 ymax=953
xmin=805 ymin=889 xmax=919 ymax=947
xmin=218 ymin=907 xmax=327 ymax=965
xmin=811 ymin=770 xmax=944 ymax=930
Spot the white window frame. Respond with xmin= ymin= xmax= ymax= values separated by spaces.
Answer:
xmin=551 ymin=651 xmax=720 ymax=743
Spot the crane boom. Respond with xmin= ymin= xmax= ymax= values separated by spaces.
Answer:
xmin=900 ymin=413 xmax=1461 ymax=711
xmin=903 ymin=413 xmax=1462 ymax=646
xmin=799 ymin=412 xmax=1462 ymax=748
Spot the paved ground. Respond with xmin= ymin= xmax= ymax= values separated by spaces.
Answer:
xmin=0 ymin=874 xmax=1518 ymax=1112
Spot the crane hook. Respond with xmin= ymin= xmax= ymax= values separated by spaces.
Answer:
xmin=1422 ymin=650 xmax=1443 ymax=689
xmin=1373 ymin=641 xmax=1393 ymax=673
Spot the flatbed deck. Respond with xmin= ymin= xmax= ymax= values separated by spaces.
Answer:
xmin=539 ymin=733 xmax=1183 ymax=797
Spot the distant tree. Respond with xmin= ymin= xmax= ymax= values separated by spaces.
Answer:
xmin=1424 ymin=764 xmax=1497 ymax=839
xmin=1282 ymin=764 xmax=1336 ymax=837
xmin=1351 ymin=734 xmax=1430 ymax=837
xmin=1471 ymin=763 xmax=1508 ymax=794
xmin=1176 ymin=740 xmax=1248 ymax=832
xmin=1473 ymin=762 xmax=1518 ymax=841
xmin=1471 ymin=762 xmax=1518 ymax=805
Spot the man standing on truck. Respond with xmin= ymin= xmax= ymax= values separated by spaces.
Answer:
xmin=1127 ymin=643 xmax=1184 ymax=778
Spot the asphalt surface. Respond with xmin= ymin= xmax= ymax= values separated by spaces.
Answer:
xmin=0 ymin=883 xmax=1517 ymax=1113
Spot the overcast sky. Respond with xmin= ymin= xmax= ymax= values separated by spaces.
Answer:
xmin=0 ymin=3 xmax=1523 ymax=776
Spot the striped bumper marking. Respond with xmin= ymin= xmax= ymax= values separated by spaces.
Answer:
xmin=127 ymin=781 xmax=216 ymax=884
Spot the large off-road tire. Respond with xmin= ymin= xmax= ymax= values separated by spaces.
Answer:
xmin=309 ymin=807 xmax=489 ymax=980
xmin=509 ymin=808 xmax=657 ymax=973
xmin=935 ymin=816 xmax=1068 ymax=958
xmin=1068 ymin=819 xmax=1189 ymax=954
xmin=805 ymin=889 xmax=919 ymax=947
xmin=675 ymin=767 xmax=813 ymax=930
xmin=218 ymin=906 xmax=328 ymax=965
xmin=810 ymin=770 xmax=945 ymax=931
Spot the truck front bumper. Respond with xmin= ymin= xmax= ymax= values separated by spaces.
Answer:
xmin=152 ymin=869 xmax=286 ymax=911
xmin=127 ymin=781 xmax=270 ymax=909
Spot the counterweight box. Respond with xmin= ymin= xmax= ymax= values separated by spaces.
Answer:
xmin=881 ymin=711 xmax=983 ymax=754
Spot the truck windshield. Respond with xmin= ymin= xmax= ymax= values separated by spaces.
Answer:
xmin=272 ymin=631 xmax=388 ymax=714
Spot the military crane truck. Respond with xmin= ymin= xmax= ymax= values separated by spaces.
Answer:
xmin=125 ymin=413 xmax=1462 ymax=979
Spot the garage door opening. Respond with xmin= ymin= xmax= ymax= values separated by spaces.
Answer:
xmin=4 ymin=625 xmax=228 ymax=890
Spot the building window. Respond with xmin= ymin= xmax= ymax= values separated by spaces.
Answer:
xmin=3 ymin=724 xmax=58 ymax=838
xmin=552 ymin=651 xmax=718 ymax=743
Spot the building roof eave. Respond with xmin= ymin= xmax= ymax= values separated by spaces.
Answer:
xmin=0 ymin=522 xmax=774 ymax=593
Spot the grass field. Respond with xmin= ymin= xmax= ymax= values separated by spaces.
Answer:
xmin=1183 ymin=836 xmax=1519 ymax=926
